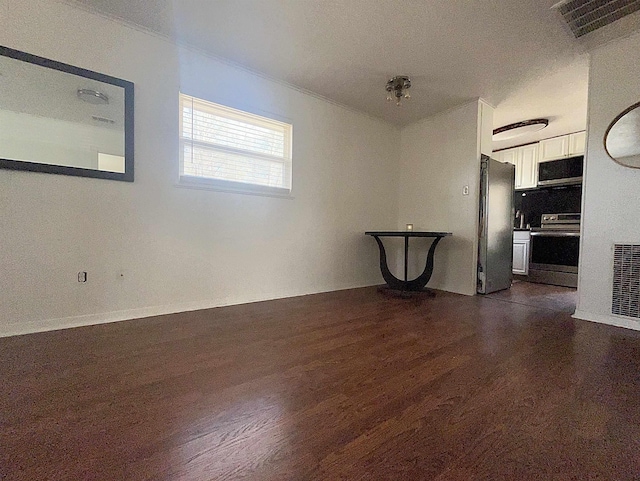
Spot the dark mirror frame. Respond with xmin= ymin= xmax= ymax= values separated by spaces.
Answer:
xmin=0 ymin=46 xmax=134 ymax=182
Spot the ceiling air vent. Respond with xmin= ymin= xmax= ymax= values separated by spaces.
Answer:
xmin=554 ymin=0 xmax=640 ymax=38
xmin=612 ymin=244 xmax=640 ymax=319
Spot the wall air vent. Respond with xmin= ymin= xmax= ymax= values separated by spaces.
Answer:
xmin=612 ymin=244 xmax=640 ymax=319
xmin=554 ymin=0 xmax=640 ymax=38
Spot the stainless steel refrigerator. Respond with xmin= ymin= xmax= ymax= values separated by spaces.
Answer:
xmin=477 ymin=155 xmax=515 ymax=294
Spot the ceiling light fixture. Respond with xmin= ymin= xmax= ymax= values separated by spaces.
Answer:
xmin=77 ymin=88 xmax=109 ymax=105
xmin=492 ymin=118 xmax=549 ymax=141
xmin=386 ymin=76 xmax=411 ymax=106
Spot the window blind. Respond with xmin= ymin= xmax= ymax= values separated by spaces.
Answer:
xmin=179 ymin=94 xmax=292 ymax=193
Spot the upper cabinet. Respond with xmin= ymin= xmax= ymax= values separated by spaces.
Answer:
xmin=493 ymin=131 xmax=586 ymax=190
xmin=539 ymin=132 xmax=586 ymax=162
xmin=539 ymin=136 xmax=569 ymax=162
xmin=494 ymin=143 xmax=538 ymax=189
xmin=569 ymin=131 xmax=586 ymax=156
xmin=518 ymin=143 xmax=538 ymax=189
xmin=501 ymin=149 xmax=518 ymax=166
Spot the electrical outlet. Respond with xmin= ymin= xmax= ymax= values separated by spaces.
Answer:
xmin=78 ymin=271 xmax=87 ymax=283
xmin=462 ymin=185 xmax=469 ymax=196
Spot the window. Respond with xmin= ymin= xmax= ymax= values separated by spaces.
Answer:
xmin=179 ymin=94 xmax=292 ymax=195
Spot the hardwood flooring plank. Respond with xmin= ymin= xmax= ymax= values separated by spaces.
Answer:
xmin=2 ymin=284 xmax=640 ymax=480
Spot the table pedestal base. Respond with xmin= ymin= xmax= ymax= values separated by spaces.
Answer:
xmin=371 ymin=235 xmax=444 ymax=292
xmin=376 ymin=286 xmax=437 ymax=299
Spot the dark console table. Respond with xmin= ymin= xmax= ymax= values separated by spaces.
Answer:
xmin=365 ymin=231 xmax=452 ymax=293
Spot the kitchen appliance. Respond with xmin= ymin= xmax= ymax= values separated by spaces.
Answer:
xmin=528 ymin=213 xmax=580 ymax=288
xmin=537 ymin=156 xmax=583 ymax=187
xmin=478 ymin=155 xmax=515 ymax=294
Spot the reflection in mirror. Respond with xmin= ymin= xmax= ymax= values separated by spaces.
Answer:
xmin=0 ymin=46 xmax=134 ymax=181
xmin=605 ymin=101 xmax=640 ymax=169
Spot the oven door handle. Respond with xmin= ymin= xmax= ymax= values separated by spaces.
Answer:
xmin=530 ymin=231 xmax=580 ymax=237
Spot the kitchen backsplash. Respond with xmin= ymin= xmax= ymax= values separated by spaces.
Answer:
xmin=514 ymin=184 xmax=582 ymax=228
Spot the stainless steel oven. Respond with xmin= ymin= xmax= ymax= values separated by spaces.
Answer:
xmin=528 ymin=213 xmax=580 ymax=288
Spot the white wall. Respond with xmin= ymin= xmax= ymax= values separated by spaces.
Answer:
xmin=0 ymin=0 xmax=400 ymax=336
xmin=574 ymin=30 xmax=640 ymax=331
xmin=397 ymin=101 xmax=485 ymax=296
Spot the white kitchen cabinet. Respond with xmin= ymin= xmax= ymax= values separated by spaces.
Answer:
xmin=494 ymin=131 xmax=585 ymax=190
xmin=539 ymin=135 xmax=570 ymax=162
xmin=569 ymin=131 xmax=586 ymax=155
xmin=538 ymin=131 xmax=586 ymax=161
xmin=493 ymin=144 xmax=537 ymax=189
xmin=513 ymin=231 xmax=530 ymax=275
xmin=518 ymin=143 xmax=538 ymax=189
xmin=501 ymin=148 xmax=518 ymax=166
xmin=502 ymin=148 xmax=521 ymax=189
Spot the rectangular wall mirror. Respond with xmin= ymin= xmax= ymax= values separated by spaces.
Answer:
xmin=0 ymin=46 xmax=134 ymax=182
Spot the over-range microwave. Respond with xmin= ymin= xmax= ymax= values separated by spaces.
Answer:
xmin=537 ymin=155 xmax=584 ymax=187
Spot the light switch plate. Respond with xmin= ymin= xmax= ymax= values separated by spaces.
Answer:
xmin=462 ymin=185 xmax=469 ymax=196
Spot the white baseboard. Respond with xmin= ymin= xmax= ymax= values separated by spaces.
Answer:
xmin=573 ymin=310 xmax=640 ymax=332
xmin=0 ymin=281 xmax=379 ymax=338
xmin=1 ymin=299 xmax=228 ymax=338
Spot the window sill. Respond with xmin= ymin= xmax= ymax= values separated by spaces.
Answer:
xmin=175 ymin=177 xmax=294 ymax=199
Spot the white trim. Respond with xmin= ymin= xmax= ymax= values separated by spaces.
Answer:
xmin=573 ymin=309 xmax=640 ymax=331
xmin=575 ymin=62 xmax=593 ymax=314
xmin=173 ymin=180 xmax=295 ymax=199
xmin=0 ymin=282 xmax=379 ymax=338
xmin=1 ymin=300 xmax=222 ymax=338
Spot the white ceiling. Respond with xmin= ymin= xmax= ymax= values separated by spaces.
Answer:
xmin=65 ymin=0 xmax=639 ymax=147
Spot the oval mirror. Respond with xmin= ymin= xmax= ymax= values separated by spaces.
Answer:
xmin=605 ymin=101 xmax=640 ymax=169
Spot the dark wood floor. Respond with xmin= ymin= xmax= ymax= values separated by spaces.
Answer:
xmin=2 ymin=283 xmax=640 ymax=480
xmin=485 ymin=280 xmax=578 ymax=313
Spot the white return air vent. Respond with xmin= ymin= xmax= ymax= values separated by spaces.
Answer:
xmin=554 ymin=0 xmax=640 ymax=38
xmin=612 ymin=244 xmax=640 ymax=319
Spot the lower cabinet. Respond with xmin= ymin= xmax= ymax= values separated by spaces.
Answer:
xmin=513 ymin=231 xmax=530 ymax=275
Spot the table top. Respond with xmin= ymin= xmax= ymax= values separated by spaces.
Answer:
xmin=365 ymin=231 xmax=452 ymax=237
